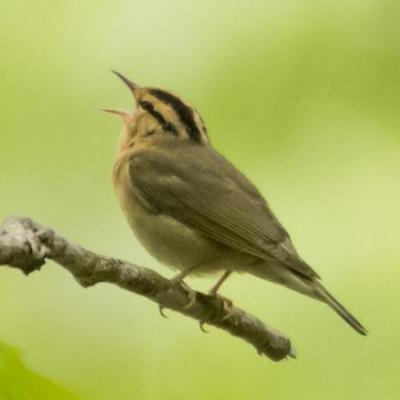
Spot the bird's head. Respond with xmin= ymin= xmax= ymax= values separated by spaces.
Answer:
xmin=103 ymin=71 xmax=209 ymax=148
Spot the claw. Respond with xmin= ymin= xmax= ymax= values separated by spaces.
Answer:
xmin=158 ymin=304 xmax=169 ymax=318
xmin=158 ymin=278 xmax=197 ymax=318
xmin=199 ymin=320 xmax=209 ymax=333
xmin=221 ymin=297 xmax=233 ymax=313
xmin=181 ymin=289 xmax=197 ymax=310
xmin=208 ymin=293 xmax=237 ymax=324
xmin=221 ymin=300 xmax=237 ymax=324
xmin=221 ymin=308 xmax=237 ymax=323
xmin=166 ymin=279 xmax=197 ymax=311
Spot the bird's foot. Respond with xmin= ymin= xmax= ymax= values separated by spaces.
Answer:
xmin=158 ymin=304 xmax=169 ymax=318
xmin=199 ymin=320 xmax=209 ymax=333
xmin=158 ymin=276 xmax=197 ymax=317
xmin=207 ymin=292 xmax=237 ymax=324
xmin=180 ymin=283 xmax=197 ymax=310
xmin=170 ymin=276 xmax=197 ymax=310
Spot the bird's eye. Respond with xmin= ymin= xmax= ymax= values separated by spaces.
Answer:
xmin=163 ymin=122 xmax=178 ymax=135
xmin=140 ymin=101 xmax=154 ymax=111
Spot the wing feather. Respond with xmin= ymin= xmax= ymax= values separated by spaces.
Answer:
xmin=129 ymin=144 xmax=318 ymax=279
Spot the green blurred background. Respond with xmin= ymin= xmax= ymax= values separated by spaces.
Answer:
xmin=1 ymin=0 xmax=399 ymax=399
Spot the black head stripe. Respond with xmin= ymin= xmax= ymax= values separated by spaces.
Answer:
xmin=139 ymin=100 xmax=178 ymax=136
xmin=150 ymin=89 xmax=202 ymax=143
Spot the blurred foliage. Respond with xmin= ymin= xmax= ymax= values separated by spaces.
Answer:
xmin=0 ymin=0 xmax=399 ymax=399
xmin=0 ymin=341 xmax=77 ymax=399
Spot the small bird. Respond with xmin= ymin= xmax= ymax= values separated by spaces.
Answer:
xmin=105 ymin=70 xmax=367 ymax=335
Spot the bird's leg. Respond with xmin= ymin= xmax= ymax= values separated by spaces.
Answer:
xmin=160 ymin=264 xmax=202 ymax=314
xmin=208 ymin=270 xmax=232 ymax=296
xmin=207 ymin=270 xmax=236 ymax=322
xmin=196 ymin=271 xmax=234 ymax=332
xmin=170 ymin=264 xmax=201 ymax=286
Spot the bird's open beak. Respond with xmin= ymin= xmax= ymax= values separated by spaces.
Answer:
xmin=101 ymin=70 xmax=141 ymax=119
xmin=111 ymin=70 xmax=140 ymax=98
xmin=100 ymin=108 xmax=129 ymax=119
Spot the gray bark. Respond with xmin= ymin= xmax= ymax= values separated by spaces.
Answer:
xmin=0 ymin=216 xmax=295 ymax=361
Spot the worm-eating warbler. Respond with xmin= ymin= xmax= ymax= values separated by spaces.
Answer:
xmin=104 ymin=71 xmax=367 ymax=335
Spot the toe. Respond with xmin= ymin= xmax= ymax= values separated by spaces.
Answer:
xmin=158 ymin=304 xmax=169 ymax=318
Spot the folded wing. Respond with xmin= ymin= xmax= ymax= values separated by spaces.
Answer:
xmin=129 ymin=144 xmax=319 ymax=279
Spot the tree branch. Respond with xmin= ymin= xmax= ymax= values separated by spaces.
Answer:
xmin=0 ymin=216 xmax=295 ymax=361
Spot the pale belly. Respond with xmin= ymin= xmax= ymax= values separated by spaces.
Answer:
xmin=114 ymin=175 xmax=316 ymax=298
xmin=115 ymin=181 xmax=240 ymax=275
xmin=130 ymin=211 xmax=226 ymax=273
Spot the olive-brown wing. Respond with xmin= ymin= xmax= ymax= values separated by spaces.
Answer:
xmin=129 ymin=145 xmax=319 ymax=279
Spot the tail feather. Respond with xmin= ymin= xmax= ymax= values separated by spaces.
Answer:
xmin=314 ymin=282 xmax=368 ymax=336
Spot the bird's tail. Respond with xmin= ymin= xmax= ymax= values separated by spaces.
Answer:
xmin=313 ymin=281 xmax=368 ymax=336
